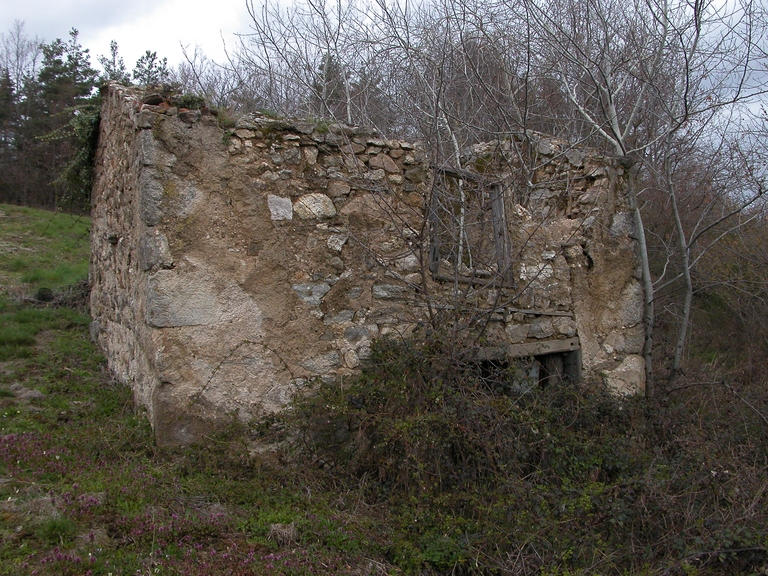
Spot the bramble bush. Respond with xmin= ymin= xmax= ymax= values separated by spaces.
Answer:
xmin=276 ymin=335 xmax=768 ymax=574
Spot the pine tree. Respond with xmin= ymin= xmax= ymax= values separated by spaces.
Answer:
xmin=0 ymin=68 xmax=17 ymax=201
xmin=11 ymin=28 xmax=99 ymax=209
xmin=98 ymin=40 xmax=130 ymax=85
xmin=311 ymin=53 xmax=349 ymax=122
xmin=0 ymin=68 xmax=14 ymax=135
xmin=133 ymin=51 xmax=170 ymax=86
xmin=36 ymin=29 xmax=98 ymax=114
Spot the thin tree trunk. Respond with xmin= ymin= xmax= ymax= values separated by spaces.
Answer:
xmin=627 ymin=180 xmax=655 ymax=396
xmin=666 ymin=148 xmax=693 ymax=385
xmin=441 ymin=110 xmax=469 ymax=271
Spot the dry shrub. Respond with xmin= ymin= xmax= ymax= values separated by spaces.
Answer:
xmin=275 ymin=335 xmax=768 ymax=574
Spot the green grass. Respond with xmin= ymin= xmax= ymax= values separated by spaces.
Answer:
xmin=0 ymin=205 xmax=384 ymax=576
xmin=35 ymin=517 xmax=78 ymax=545
xmin=0 ymin=299 xmax=89 ymax=361
xmin=0 ymin=204 xmax=90 ymax=293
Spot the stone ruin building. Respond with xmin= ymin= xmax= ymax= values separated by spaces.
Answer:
xmin=90 ymin=84 xmax=645 ymax=445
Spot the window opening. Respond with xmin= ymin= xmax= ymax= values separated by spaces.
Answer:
xmin=473 ymin=338 xmax=582 ymax=393
xmin=429 ymin=168 xmax=511 ymax=285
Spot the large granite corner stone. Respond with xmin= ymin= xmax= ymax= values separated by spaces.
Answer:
xmin=139 ymin=170 xmax=164 ymax=226
xmin=147 ymin=271 xmax=222 ymax=327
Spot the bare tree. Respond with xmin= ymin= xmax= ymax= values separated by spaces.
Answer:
xmin=232 ymin=0 xmax=768 ymax=392
xmin=0 ymin=20 xmax=41 ymax=90
xmin=174 ymin=44 xmax=257 ymax=111
xmin=238 ymin=0 xmax=370 ymax=121
xmin=522 ymin=0 xmax=767 ymax=392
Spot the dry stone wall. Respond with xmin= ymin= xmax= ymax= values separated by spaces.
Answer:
xmin=91 ymin=84 xmax=645 ymax=445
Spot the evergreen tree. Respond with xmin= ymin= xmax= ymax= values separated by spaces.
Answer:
xmin=13 ymin=29 xmax=98 ymax=209
xmin=133 ymin=51 xmax=170 ymax=86
xmin=36 ymin=29 xmax=98 ymax=114
xmin=0 ymin=68 xmax=14 ymax=136
xmin=311 ymin=53 xmax=349 ymax=121
xmin=0 ymin=68 xmax=17 ymax=201
xmin=98 ymin=40 xmax=130 ymax=84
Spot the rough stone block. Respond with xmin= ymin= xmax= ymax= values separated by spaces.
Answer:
xmin=369 ymin=153 xmax=400 ymax=173
xmin=346 ymin=287 xmax=363 ymax=299
xmin=324 ymin=310 xmax=354 ymax=325
xmin=292 ymin=282 xmax=331 ymax=307
xmin=268 ymin=195 xmax=293 ymax=220
xmin=283 ymin=147 xmax=302 ymax=164
xmin=147 ymin=271 xmax=223 ymax=327
xmin=610 ymin=212 xmax=636 ymax=237
xmin=294 ymin=193 xmax=336 ymax=219
xmin=505 ymin=323 xmax=529 ymax=343
xmin=135 ymin=110 xmax=156 ymax=129
xmin=139 ymin=170 xmax=164 ymax=226
xmin=602 ymin=330 xmax=624 ymax=354
xmin=619 ymin=281 xmax=644 ymax=327
xmin=565 ymin=148 xmax=584 ymax=166
xmin=327 ymin=234 xmax=348 ymax=252
xmin=139 ymin=131 xmax=157 ymax=166
xmin=301 ymin=352 xmax=341 ymax=374
xmin=529 ymin=317 xmax=555 ymax=339
xmin=605 ymin=354 xmax=646 ymax=394
xmin=344 ymin=349 xmax=360 ymax=368
xmin=178 ymin=110 xmax=201 ymax=124
xmin=303 ymin=147 xmax=318 ymax=165
xmin=372 ymin=284 xmax=409 ymax=300
xmin=554 ymin=317 xmax=577 ymax=337
xmin=364 ymin=169 xmax=386 ymax=181
xmin=327 ymin=181 xmax=351 ymax=197
xmin=393 ymin=253 xmax=420 ymax=273
xmin=341 ymin=142 xmax=366 ymax=154
xmin=622 ymin=324 xmax=645 ymax=354
xmin=344 ymin=325 xmax=371 ymax=344
xmin=138 ymin=231 xmax=173 ymax=271
xmin=537 ymin=139 xmax=556 ymax=155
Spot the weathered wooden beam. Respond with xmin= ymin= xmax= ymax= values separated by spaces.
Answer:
xmin=473 ymin=337 xmax=580 ymax=360
xmin=431 ymin=272 xmax=516 ymax=289
xmin=422 ymin=302 xmax=574 ymax=318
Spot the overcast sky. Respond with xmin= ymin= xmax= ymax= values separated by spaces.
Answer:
xmin=0 ymin=0 xmax=255 ymax=72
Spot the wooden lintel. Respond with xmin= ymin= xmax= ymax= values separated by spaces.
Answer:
xmin=432 ymin=273 xmax=516 ymax=289
xmin=505 ymin=308 xmax=573 ymax=318
xmin=474 ymin=337 xmax=580 ymax=361
xmin=420 ymin=302 xmax=574 ymax=318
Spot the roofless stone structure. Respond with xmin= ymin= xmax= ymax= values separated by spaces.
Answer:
xmin=90 ymin=84 xmax=645 ymax=445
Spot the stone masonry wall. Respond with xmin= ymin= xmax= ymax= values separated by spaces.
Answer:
xmin=90 ymin=84 xmax=644 ymax=445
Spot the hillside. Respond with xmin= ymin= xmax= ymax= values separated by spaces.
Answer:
xmin=0 ymin=204 xmax=766 ymax=575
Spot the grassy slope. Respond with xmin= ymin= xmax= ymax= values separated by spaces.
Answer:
xmin=0 ymin=205 xmax=90 ymax=295
xmin=0 ymin=205 xmax=380 ymax=575
xmin=0 ymin=204 xmax=766 ymax=576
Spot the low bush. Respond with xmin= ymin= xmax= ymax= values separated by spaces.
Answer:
xmin=276 ymin=335 xmax=768 ymax=575
xmin=2 ymin=205 xmax=766 ymax=575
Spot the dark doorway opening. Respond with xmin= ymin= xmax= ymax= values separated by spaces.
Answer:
xmin=538 ymin=349 xmax=581 ymax=387
xmin=476 ymin=348 xmax=581 ymax=395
